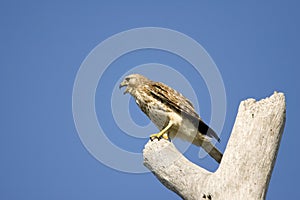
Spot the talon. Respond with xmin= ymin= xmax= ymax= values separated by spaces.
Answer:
xmin=150 ymin=134 xmax=159 ymax=141
xmin=149 ymin=122 xmax=173 ymax=142
xmin=150 ymin=133 xmax=170 ymax=141
xmin=162 ymin=133 xmax=169 ymax=140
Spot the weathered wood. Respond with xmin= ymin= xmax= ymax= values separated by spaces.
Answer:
xmin=143 ymin=92 xmax=286 ymax=200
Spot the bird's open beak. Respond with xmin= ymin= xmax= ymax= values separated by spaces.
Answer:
xmin=119 ymin=80 xmax=129 ymax=94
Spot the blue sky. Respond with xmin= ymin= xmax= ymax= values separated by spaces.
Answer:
xmin=1 ymin=1 xmax=299 ymax=199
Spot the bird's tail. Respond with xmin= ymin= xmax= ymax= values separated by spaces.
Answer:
xmin=192 ymin=138 xmax=223 ymax=164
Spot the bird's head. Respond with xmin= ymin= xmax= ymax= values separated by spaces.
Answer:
xmin=119 ymin=74 xmax=149 ymax=95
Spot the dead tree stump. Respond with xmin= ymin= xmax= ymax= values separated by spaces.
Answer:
xmin=143 ymin=92 xmax=286 ymax=200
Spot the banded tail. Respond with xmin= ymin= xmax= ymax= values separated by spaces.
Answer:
xmin=192 ymin=137 xmax=223 ymax=163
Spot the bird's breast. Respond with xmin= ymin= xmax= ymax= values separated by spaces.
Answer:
xmin=147 ymin=103 xmax=172 ymax=129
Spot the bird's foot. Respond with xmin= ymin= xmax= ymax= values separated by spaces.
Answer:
xmin=150 ymin=133 xmax=169 ymax=141
xmin=150 ymin=133 xmax=160 ymax=141
xmin=162 ymin=133 xmax=170 ymax=140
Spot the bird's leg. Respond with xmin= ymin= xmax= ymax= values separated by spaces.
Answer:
xmin=150 ymin=121 xmax=172 ymax=141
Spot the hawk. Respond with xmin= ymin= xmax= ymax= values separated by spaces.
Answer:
xmin=119 ymin=74 xmax=222 ymax=163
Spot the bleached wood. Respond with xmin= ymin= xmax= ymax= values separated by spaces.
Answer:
xmin=143 ymin=92 xmax=286 ymax=200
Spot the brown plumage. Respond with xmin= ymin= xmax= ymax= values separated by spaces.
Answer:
xmin=119 ymin=74 xmax=222 ymax=163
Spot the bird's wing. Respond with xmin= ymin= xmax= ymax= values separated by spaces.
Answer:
xmin=144 ymin=81 xmax=220 ymax=142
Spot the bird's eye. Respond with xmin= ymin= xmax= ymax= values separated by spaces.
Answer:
xmin=125 ymin=77 xmax=130 ymax=81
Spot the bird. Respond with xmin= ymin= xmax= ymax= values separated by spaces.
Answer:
xmin=119 ymin=74 xmax=222 ymax=163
